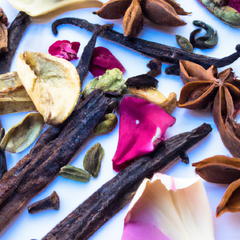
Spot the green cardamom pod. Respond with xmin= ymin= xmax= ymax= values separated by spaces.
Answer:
xmin=83 ymin=143 xmax=104 ymax=178
xmin=175 ymin=35 xmax=193 ymax=52
xmin=93 ymin=113 xmax=118 ymax=135
xmin=59 ymin=165 xmax=91 ymax=182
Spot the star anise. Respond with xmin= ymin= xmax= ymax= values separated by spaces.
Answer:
xmin=177 ymin=60 xmax=240 ymax=158
xmin=193 ymin=155 xmax=240 ymax=217
xmin=0 ymin=8 xmax=8 ymax=53
xmin=93 ymin=0 xmax=190 ymax=38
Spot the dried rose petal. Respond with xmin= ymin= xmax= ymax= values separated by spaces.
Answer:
xmin=229 ymin=0 xmax=240 ymax=12
xmin=89 ymin=47 xmax=125 ymax=77
xmin=112 ymin=96 xmax=175 ymax=172
xmin=48 ymin=40 xmax=80 ymax=61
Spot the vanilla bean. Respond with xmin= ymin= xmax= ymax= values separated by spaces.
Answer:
xmin=77 ymin=27 xmax=103 ymax=83
xmin=43 ymin=123 xmax=212 ymax=240
xmin=0 ymin=90 xmax=111 ymax=234
xmin=0 ymin=12 xmax=31 ymax=74
xmin=52 ymin=18 xmax=240 ymax=74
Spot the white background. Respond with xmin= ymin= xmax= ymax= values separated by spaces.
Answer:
xmin=1 ymin=0 xmax=240 ymax=239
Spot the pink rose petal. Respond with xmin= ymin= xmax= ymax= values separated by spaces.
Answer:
xmin=89 ymin=47 xmax=126 ymax=77
xmin=112 ymin=97 xmax=176 ymax=172
xmin=229 ymin=0 xmax=240 ymax=12
xmin=121 ymin=222 xmax=171 ymax=240
xmin=48 ymin=40 xmax=80 ymax=61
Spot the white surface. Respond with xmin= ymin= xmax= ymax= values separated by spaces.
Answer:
xmin=1 ymin=0 xmax=240 ymax=239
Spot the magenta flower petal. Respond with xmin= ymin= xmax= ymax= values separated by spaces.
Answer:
xmin=112 ymin=97 xmax=176 ymax=172
xmin=89 ymin=47 xmax=126 ymax=77
xmin=48 ymin=40 xmax=80 ymax=61
xmin=229 ymin=0 xmax=240 ymax=12
xmin=121 ymin=222 xmax=171 ymax=240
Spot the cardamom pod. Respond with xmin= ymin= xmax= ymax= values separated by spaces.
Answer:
xmin=123 ymin=0 xmax=144 ymax=37
xmin=93 ymin=113 xmax=118 ymax=135
xmin=59 ymin=165 xmax=91 ymax=182
xmin=83 ymin=143 xmax=104 ymax=178
xmin=175 ymin=35 xmax=193 ymax=52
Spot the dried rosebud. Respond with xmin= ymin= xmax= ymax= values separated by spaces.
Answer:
xmin=112 ymin=96 xmax=176 ymax=171
xmin=48 ymin=40 xmax=80 ymax=61
xmin=89 ymin=47 xmax=125 ymax=77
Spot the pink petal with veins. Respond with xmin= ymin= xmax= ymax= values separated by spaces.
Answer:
xmin=112 ymin=97 xmax=175 ymax=172
xmin=48 ymin=40 xmax=80 ymax=61
xmin=89 ymin=47 xmax=126 ymax=77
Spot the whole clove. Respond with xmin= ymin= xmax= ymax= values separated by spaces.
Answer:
xmin=190 ymin=20 xmax=218 ymax=49
xmin=42 ymin=123 xmax=212 ymax=240
xmin=0 ymin=12 xmax=31 ymax=74
xmin=28 ymin=191 xmax=60 ymax=214
xmin=0 ymin=90 xmax=112 ymax=233
xmin=52 ymin=18 xmax=240 ymax=75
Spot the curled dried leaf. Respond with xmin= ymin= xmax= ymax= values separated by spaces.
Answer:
xmin=59 ymin=165 xmax=91 ymax=182
xmin=8 ymin=0 xmax=103 ymax=20
xmin=190 ymin=20 xmax=218 ymax=49
xmin=93 ymin=0 xmax=131 ymax=19
xmin=16 ymin=51 xmax=80 ymax=125
xmin=123 ymin=0 xmax=144 ymax=37
xmin=1 ymin=113 xmax=44 ymax=153
xmin=175 ymin=35 xmax=193 ymax=52
xmin=93 ymin=113 xmax=118 ymax=135
xmin=216 ymin=178 xmax=240 ymax=217
xmin=127 ymin=88 xmax=176 ymax=114
xmin=193 ymin=155 xmax=240 ymax=184
xmin=82 ymin=68 xmax=126 ymax=99
xmin=0 ymin=72 xmax=36 ymax=115
xmin=83 ymin=143 xmax=104 ymax=178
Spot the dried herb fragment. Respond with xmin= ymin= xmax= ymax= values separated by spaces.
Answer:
xmin=94 ymin=0 xmax=189 ymax=37
xmin=82 ymin=68 xmax=126 ymax=98
xmin=126 ymin=74 xmax=158 ymax=89
xmin=0 ymin=8 xmax=9 ymax=53
xmin=0 ymin=113 xmax=44 ymax=153
xmin=59 ymin=165 xmax=91 ymax=182
xmin=0 ymin=72 xmax=36 ymax=115
xmin=175 ymin=35 xmax=193 ymax=52
xmin=190 ymin=20 xmax=218 ymax=49
xmin=89 ymin=47 xmax=126 ymax=78
xmin=17 ymin=51 xmax=80 ymax=125
xmin=0 ymin=12 xmax=31 ymax=75
xmin=48 ymin=40 xmax=80 ymax=61
xmin=177 ymin=60 xmax=240 ymax=157
xmin=42 ymin=123 xmax=212 ymax=240
xmin=146 ymin=59 xmax=162 ymax=77
xmin=193 ymin=155 xmax=240 ymax=217
xmin=28 ymin=191 xmax=60 ymax=214
xmin=197 ymin=0 xmax=240 ymax=28
xmin=93 ymin=113 xmax=118 ymax=135
xmin=0 ymin=90 xmax=111 ymax=233
xmin=52 ymin=18 xmax=240 ymax=75
xmin=83 ymin=143 xmax=104 ymax=178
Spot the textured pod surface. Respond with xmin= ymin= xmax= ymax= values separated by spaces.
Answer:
xmin=1 ymin=113 xmax=44 ymax=153
xmin=83 ymin=143 xmax=104 ymax=177
xmin=59 ymin=165 xmax=91 ymax=182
